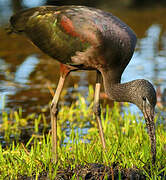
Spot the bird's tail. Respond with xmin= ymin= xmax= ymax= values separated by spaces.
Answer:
xmin=9 ymin=7 xmax=40 ymax=34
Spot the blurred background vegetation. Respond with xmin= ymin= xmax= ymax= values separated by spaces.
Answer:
xmin=1 ymin=0 xmax=166 ymax=115
xmin=6 ymin=0 xmax=166 ymax=13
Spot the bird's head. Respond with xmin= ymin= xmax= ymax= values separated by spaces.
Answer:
xmin=132 ymin=79 xmax=156 ymax=163
xmin=132 ymin=79 xmax=156 ymax=120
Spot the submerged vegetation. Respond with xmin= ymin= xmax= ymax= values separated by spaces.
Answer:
xmin=0 ymin=86 xmax=166 ymax=179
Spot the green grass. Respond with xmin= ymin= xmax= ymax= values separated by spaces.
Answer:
xmin=0 ymin=86 xmax=166 ymax=179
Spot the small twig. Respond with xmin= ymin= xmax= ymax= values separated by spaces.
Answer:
xmin=111 ymin=166 xmax=114 ymax=180
xmin=21 ymin=142 xmax=42 ymax=165
xmin=21 ymin=143 xmax=30 ymax=156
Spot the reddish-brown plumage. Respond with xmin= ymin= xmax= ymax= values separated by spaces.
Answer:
xmin=60 ymin=15 xmax=80 ymax=38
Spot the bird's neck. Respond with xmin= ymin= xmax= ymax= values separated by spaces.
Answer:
xmin=101 ymin=69 xmax=136 ymax=104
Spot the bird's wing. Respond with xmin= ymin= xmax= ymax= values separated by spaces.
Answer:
xmin=22 ymin=6 xmax=103 ymax=46
xmin=58 ymin=6 xmax=103 ymax=47
xmin=10 ymin=6 xmax=136 ymax=68
xmin=10 ymin=6 xmax=99 ymax=64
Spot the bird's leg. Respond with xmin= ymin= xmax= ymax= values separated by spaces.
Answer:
xmin=50 ymin=64 xmax=71 ymax=163
xmin=93 ymin=70 xmax=106 ymax=150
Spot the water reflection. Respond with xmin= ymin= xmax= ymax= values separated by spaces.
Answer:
xmin=0 ymin=55 xmax=39 ymax=112
xmin=22 ymin=0 xmax=46 ymax=7
xmin=122 ymin=24 xmax=166 ymax=114
xmin=0 ymin=58 xmax=11 ymax=111
xmin=124 ymin=24 xmax=161 ymax=81
xmin=14 ymin=55 xmax=39 ymax=84
xmin=0 ymin=5 xmax=166 ymax=119
xmin=140 ymin=24 xmax=161 ymax=59
xmin=0 ymin=0 xmax=12 ymax=25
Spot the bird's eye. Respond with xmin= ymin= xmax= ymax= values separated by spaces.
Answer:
xmin=142 ymin=96 xmax=146 ymax=101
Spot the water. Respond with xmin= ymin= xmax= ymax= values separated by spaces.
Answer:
xmin=0 ymin=2 xmax=166 ymax=120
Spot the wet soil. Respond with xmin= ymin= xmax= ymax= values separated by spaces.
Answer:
xmin=54 ymin=163 xmax=145 ymax=180
xmin=17 ymin=163 xmax=166 ymax=179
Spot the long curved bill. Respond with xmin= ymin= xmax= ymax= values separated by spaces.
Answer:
xmin=143 ymin=100 xmax=156 ymax=164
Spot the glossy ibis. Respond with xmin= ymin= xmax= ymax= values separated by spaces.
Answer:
xmin=9 ymin=5 xmax=156 ymax=163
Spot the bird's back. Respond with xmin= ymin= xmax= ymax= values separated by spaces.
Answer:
xmin=10 ymin=6 xmax=137 ymax=71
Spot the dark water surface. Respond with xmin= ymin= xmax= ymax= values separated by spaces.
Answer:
xmin=1 ymin=1 xmax=166 ymax=122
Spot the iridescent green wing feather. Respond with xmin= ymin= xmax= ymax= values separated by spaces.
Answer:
xmin=10 ymin=6 xmax=93 ymax=64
